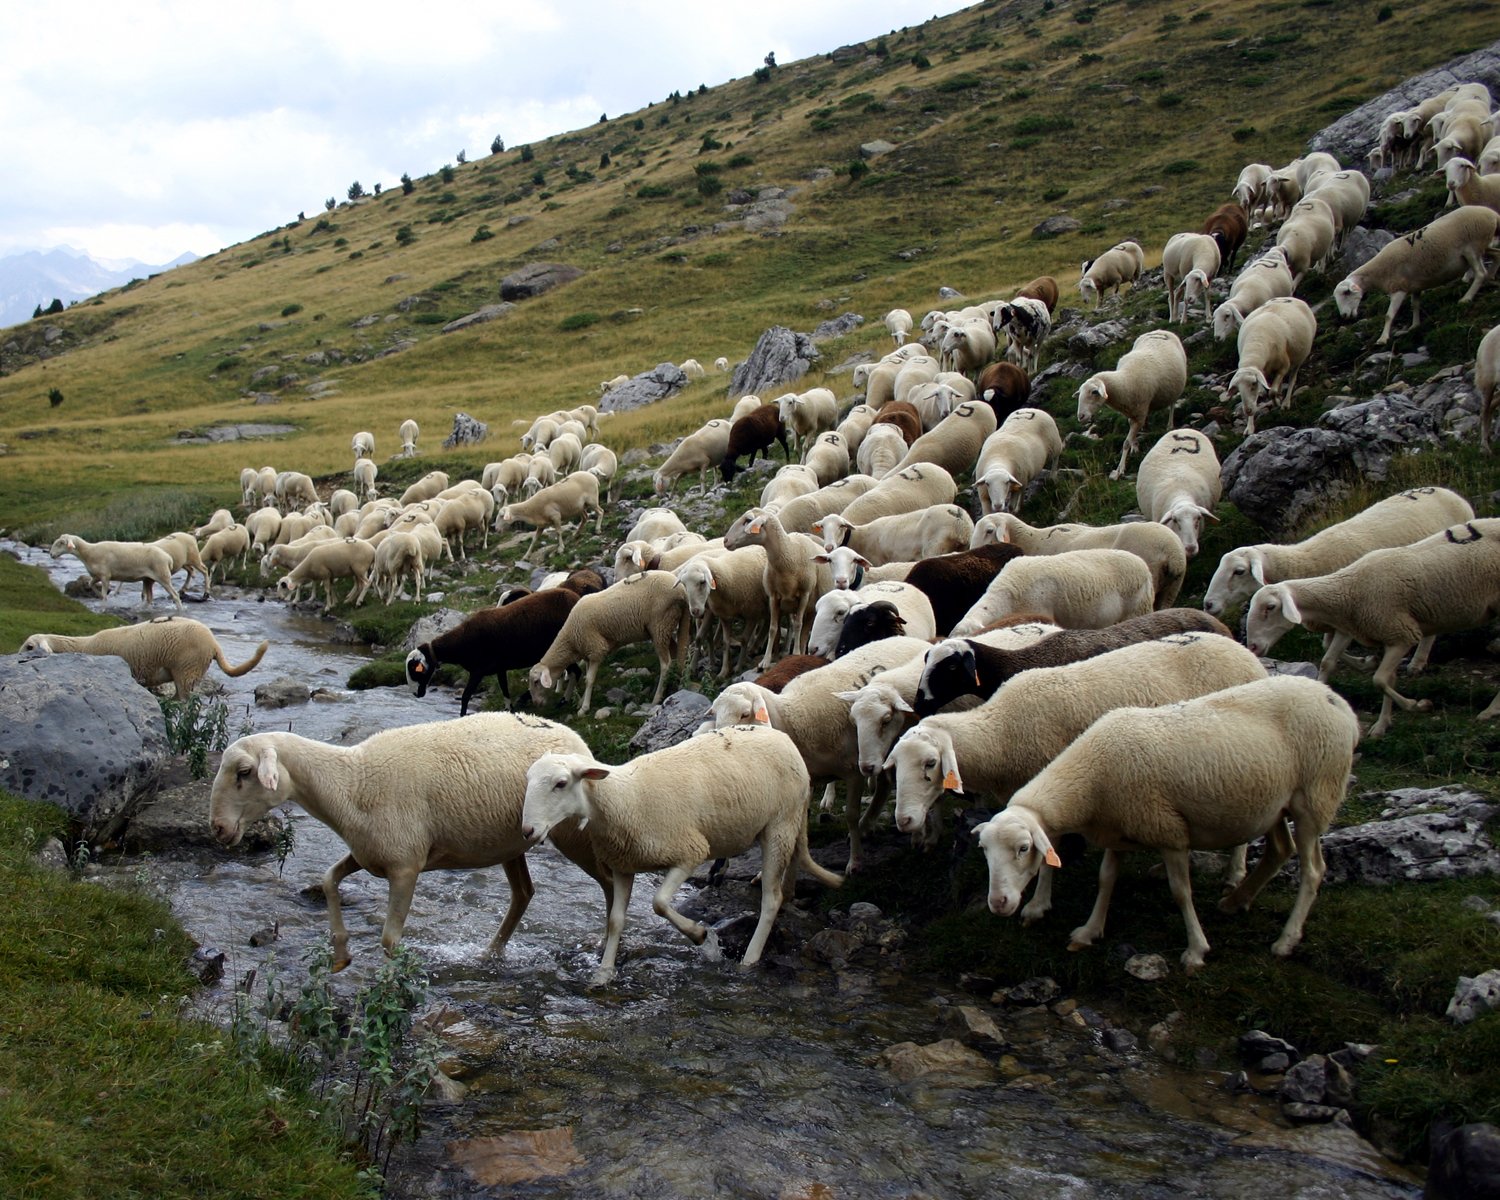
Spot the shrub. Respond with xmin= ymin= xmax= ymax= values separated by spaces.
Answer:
xmin=346 ymin=181 xmax=365 ymax=200
xmin=1377 ymin=4 xmax=1393 ymax=19
xmin=400 ymin=172 xmax=414 ymax=194
xmin=395 ymin=225 xmax=416 ymax=246
xmin=440 ymin=164 xmax=455 ymax=183
xmin=1042 ymin=186 xmax=1068 ymax=202
xmin=455 ymin=149 xmax=467 ymax=164
xmin=911 ymin=53 xmax=931 ymax=70
xmin=48 ymin=387 xmax=64 ymax=409
xmin=491 ymin=135 xmax=504 ymax=154
xmin=1079 ymin=52 xmax=1104 ymax=65
xmin=471 ymin=225 xmax=494 ymax=242
xmin=694 ymin=161 xmax=721 ymax=176
xmin=531 ymin=169 xmax=546 ymax=186
xmin=1012 ymin=114 xmax=1074 ymax=135
xmin=753 ymin=65 xmax=772 ymax=83
xmin=519 ymin=144 xmax=534 ymax=162
xmin=1162 ymin=159 xmax=1199 ymax=175
xmin=848 ymin=159 xmax=870 ymax=181
xmin=1232 ymin=126 xmax=1257 ymax=142
xmin=1157 ymin=93 xmax=1185 ymax=109
xmin=280 ymin=303 xmax=302 ymax=317
xmin=697 ymin=174 xmax=724 ymax=197
xmin=937 ymin=73 xmax=982 ymax=92
xmin=638 ymin=183 xmax=673 ymax=198
xmin=727 ymin=153 xmax=754 ymax=168
xmin=560 ymin=312 xmax=601 ymax=331
xmin=700 ymin=134 xmax=723 ymax=152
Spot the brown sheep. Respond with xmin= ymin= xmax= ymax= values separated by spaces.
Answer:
xmin=872 ymin=400 xmax=922 ymax=445
xmin=975 ymin=361 xmax=1032 ymax=425
xmin=1016 ymin=275 xmax=1060 ymax=314
xmin=753 ymin=654 xmax=831 ymax=693
xmin=720 ymin=405 xmax=791 ymax=482
xmin=904 ymin=542 xmax=1026 ymax=636
xmin=1201 ymin=202 xmax=1250 ymax=274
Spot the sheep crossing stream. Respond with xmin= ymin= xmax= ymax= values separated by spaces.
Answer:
xmin=12 ymin=541 xmax=1423 ymax=1199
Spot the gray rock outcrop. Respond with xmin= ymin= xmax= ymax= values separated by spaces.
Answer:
xmin=1032 ymin=215 xmax=1081 ymax=239
xmin=599 ymin=363 xmax=689 ymax=414
xmin=498 ymin=262 xmax=583 ymax=301
xmin=0 ymin=654 xmax=168 ymax=840
xmin=443 ymin=412 xmax=489 ymax=448
xmin=629 ymin=689 xmax=711 ymax=755
xmin=254 ymin=677 xmax=311 ymax=708
xmin=1447 ymin=970 xmax=1500 ymax=1025
xmin=1317 ymin=787 xmax=1500 ymax=885
xmin=729 ymin=326 xmax=820 ymax=398
xmin=442 ymin=303 xmax=515 ymax=334
xmin=404 ymin=609 xmax=467 ymax=653
xmin=811 ymin=313 xmax=864 ymax=342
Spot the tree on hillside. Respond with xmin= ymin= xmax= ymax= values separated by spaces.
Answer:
xmin=400 ymin=172 xmax=414 ymax=194
xmin=324 ymin=197 xmax=336 ymax=211
xmin=48 ymin=387 xmax=64 ymax=408
xmin=46 ymin=298 xmax=63 ymax=315
xmin=347 ymin=181 xmax=365 ymax=200
xmin=491 ymin=135 xmax=504 ymax=154
xmin=456 ymin=149 xmax=467 ymax=164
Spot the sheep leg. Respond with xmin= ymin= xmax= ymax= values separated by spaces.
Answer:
xmin=742 ymin=832 xmax=794 ymax=968
xmin=857 ymin=771 xmax=890 ymax=833
xmin=1160 ymin=849 xmax=1212 ymax=973
xmin=1068 ymin=849 xmax=1121 ymax=951
xmin=1107 ymin=420 xmax=1141 ymax=481
xmin=1222 ymin=844 xmax=1249 ymax=892
xmin=576 ymin=659 xmax=602 ymax=716
xmin=1459 ymin=248 xmax=1490 ymax=302
xmin=525 ymin=527 xmax=541 ymax=559
xmin=458 ymin=671 xmax=483 ymax=717
xmin=761 ymin=596 xmax=782 ymax=671
xmin=1376 ymin=292 xmax=1407 ymax=344
xmin=592 ymin=869 xmax=636 ymax=987
xmin=485 ymin=856 xmax=534 ymax=955
xmin=1477 ymin=688 xmax=1500 ymax=721
xmin=1406 ymin=634 xmax=1437 ymax=674
xmin=321 ymin=852 xmax=366 ymax=972
xmin=1368 ymin=641 xmax=1429 ymax=738
xmin=1315 ymin=630 xmax=1355 ymax=683
xmin=843 ymin=774 xmax=867 ymax=873
xmin=1272 ymin=815 xmax=1328 ymax=959
xmin=651 ymin=864 xmax=707 ymax=945
xmin=1220 ymin=816 xmax=1294 ymax=913
xmin=1019 ymin=863 xmax=1054 ymax=924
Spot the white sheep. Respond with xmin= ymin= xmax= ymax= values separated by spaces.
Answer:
xmin=951 ymin=547 xmax=1154 ymax=636
xmin=1479 ymin=133 xmax=1500 ymax=175
xmin=245 ymin=507 xmax=282 ymax=554
xmin=49 ymin=535 xmax=182 ymax=611
xmin=1161 ymin=232 xmax=1221 ymax=324
xmin=521 ymin=727 xmax=843 ymax=985
xmin=813 ymin=545 xmax=913 ymax=590
xmin=209 ymin=716 xmax=609 ymax=970
xmin=974 ymin=407 xmax=1063 ymax=516
xmin=905 ymin=381 xmax=963 ymax=433
xmin=771 ymin=474 xmax=880 ymax=535
xmin=352 ymin=458 xmax=378 ymax=502
xmin=1229 ymin=296 xmax=1318 ymax=435
xmin=724 ymin=507 xmax=827 ymax=668
xmin=529 ymin=570 xmax=691 ymax=714
xmin=839 ymin=463 xmax=959 ymax=530
xmin=1274 ymin=200 xmax=1336 ymax=286
xmin=194 ymin=509 xmax=235 ymax=539
xmin=653 ymin=418 xmax=733 ymax=495
xmin=1245 ymin=518 xmax=1500 ymax=736
xmin=599 ymin=373 xmax=630 ymax=395
xmin=149 ymin=531 xmax=210 ymax=600
xmin=834 ymin=403 xmax=879 ymax=457
xmin=522 ymin=453 xmax=559 ymax=496
xmin=22 ymin=616 xmax=267 ymax=697
xmin=1078 ymin=240 xmax=1144 ymax=307
xmin=1233 ymin=163 xmax=1274 ymax=222
xmin=884 ymin=308 xmax=914 ymax=345
xmin=497 ymin=472 xmax=604 ymax=558
xmin=275 ymin=537 xmax=375 ymax=607
xmin=893 ymin=399 xmax=999 ymax=480
xmin=802 ymin=430 xmax=851 ymax=488
xmin=546 ymin=431 xmax=584 ymax=476
xmin=626 ymin=507 xmax=688 ymax=544
xmin=759 ymin=464 xmax=820 ymax=510
xmin=1135 ymin=429 xmax=1222 ymax=560
xmin=1443 ymin=156 xmax=1500 ymax=215
xmin=856 ymin=423 xmax=907 ymax=478
xmin=1303 ymin=169 xmax=1371 ymax=246
xmin=805 ymin=581 xmax=937 ymax=657
xmin=777 ymin=388 xmax=840 ymax=458
xmin=1477 ymin=323 xmax=1500 ymax=454
xmin=1075 ymin=329 xmax=1187 ymax=479
xmin=199 ymin=523 xmax=251 ymax=594
xmin=938 ymin=318 xmax=997 ymax=377
xmin=1333 ymin=204 xmax=1500 ymax=344
xmin=973 ymin=512 xmax=1187 ymax=610
xmin=1203 ymin=485 xmax=1475 ymax=617
xmin=673 ymin=546 xmax=770 ymax=677
xmin=371 ymin=529 xmax=426 ymax=603
xmin=814 ymin=504 xmax=973 ymax=566
xmin=1211 ymin=247 xmax=1295 ymax=341
xmin=274 ymin=470 xmax=319 ymax=511
xmin=399 ymin=418 xmax=419 ymax=457
xmin=680 ymin=358 xmax=706 ymax=380
xmin=714 ymin=356 xmax=731 ymax=372
xmin=580 ymin=443 xmax=619 ymax=502
xmin=886 ymin=630 xmax=1267 ymax=846
xmin=974 ymin=675 xmax=1358 ymax=972
xmin=613 ymin=536 xmax=722 ymax=580
xmin=352 ymin=431 xmax=374 ymax=461
xmin=399 ymin=470 xmax=450 ymax=506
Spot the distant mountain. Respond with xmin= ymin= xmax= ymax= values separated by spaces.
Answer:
xmin=0 ymin=246 xmax=197 ymax=329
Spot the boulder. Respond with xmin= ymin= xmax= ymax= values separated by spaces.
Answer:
xmin=859 ymin=140 xmax=896 ymax=159
xmin=498 ymin=262 xmax=583 ymax=302
xmin=404 ymin=609 xmax=467 ymax=654
xmin=599 ymin=363 xmax=689 ymax=414
xmin=442 ymin=304 xmax=515 ymax=334
xmin=878 ymin=1039 xmax=995 ymax=1085
xmin=1315 ymin=786 xmax=1500 ymax=885
xmin=1339 ymin=227 xmax=1394 ymax=276
xmin=1067 ymin=320 xmax=1130 ymax=356
xmin=1426 ymin=1121 xmax=1500 ymax=1200
xmin=254 ymin=677 xmax=311 ymax=709
xmin=1447 ymin=970 xmax=1500 ymax=1025
xmin=1031 ymin=215 xmax=1081 ymax=240
xmin=811 ymin=313 xmax=864 ymax=342
xmin=629 ymin=689 xmax=711 ymax=755
xmin=1220 ymin=425 xmax=1362 ymax=537
xmin=443 ymin=412 xmax=489 ymax=448
xmin=729 ymin=326 xmax=820 ymax=398
xmin=0 ymin=653 xmax=168 ymax=840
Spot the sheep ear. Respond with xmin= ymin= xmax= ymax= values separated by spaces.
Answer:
xmin=539 ymin=666 xmax=554 ymax=688
xmin=832 ymin=690 xmax=862 ymax=704
xmin=1248 ymin=552 xmax=1266 ymax=586
xmin=581 ymin=767 xmax=610 ymax=781
xmin=1032 ymin=823 xmax=1061 ymax=867
xmin=255 ymin=745 xmax=280 ymax=791
xmin=813 ymin=553 xmax=831 ymax=564
xmin=810 ymin=520 xmax=823 ymax=534
xmin=939 ymin=743 xmax=964 ymax=793
xmin=752 ymin=701 xmax=771 ymax=725
xmin=748 ymin=519 xmax=764 ymax=535
xmin=1280 ymin=589 xmax=1302 ymax=626
xmin=1197 ymin=505 xmax=1219 ymax=523
xmin=892 ymin=694 xmax=914 ymax=713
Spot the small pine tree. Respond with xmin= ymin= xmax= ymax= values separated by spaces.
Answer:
xmin=599 ymin=112 xmax=607 ymax=123
xmin=400 ymin=172 xmax=414 ymax=195
xmin=324 ymin=197 xmax=336 ymax=211
xmin=520 ymin=144 xmax=534 ymax=163
xmin=46 ymin=298 xmax=64 ymax=314
xmin=373 ymin=182 xmax=382 ymax=196
xmin=633 ymin=118 xmax=645 ymax=131
xmin=456 ymin=149 xmax=467 ymax=164
xmin=31 ymin=303 xmax=42 ymax=320
xmin=347 ymin=180 xmax=365 ymax=200
xmin=599 ymin=151 xmax=611 ymax=168
xmin=491 ymin=135 xmax=505 ymax=154
xmin=764 ymin=51 xmax=777 ymax=68
xmin=440 ymin=164 xmax=455 ymax=183
xmin=48 ymin=387 xmax=64 ymax=408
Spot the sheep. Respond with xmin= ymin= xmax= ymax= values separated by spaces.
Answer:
xmin=814 ymin=504 xmax=973 ymax=566
xmin=776 ymin=387 xmax=840 ymax=458
xmin=600 ymin=373 xmax=630 ymax=395
xmin=753 ymin=654 xmax=829 ymax=692
xmin=891 ymin=355 xmax=941 ymax=405
xmin=813 ymin=545 xmax=912 ymax=591
xmin=546 ymin=431 xmax=584 ymax=476
xmin=253 ymin=465 xmax=278 ymax=507
xmin=1245 ymin=518 xmax=1500 ymax=736
xmin=654 ymin=418 xmax=734 ymax=495
xmin=245 ymin=507 xmax=282 ymax=554
xmin=720 ymin=404 xmax=791 ymax=483
xmin=1212 ymin=247 xmax=1296 ymax=341
xmin=708 ymin=636 xmax=931 ymax=871
xmin=1135 ymin=429 xmax=1222 ymax=559
xmin=497 ymin=472 xmax=604 ymax=558
xmin=613 ymin=537 xmax=723 ymax=580
xmin=760 ymin=464 xmax=821 ymax=509
xmin=432 ymin=488 xmax=494 ymax=559
xmin=529 ymin=570 xmax=691 ymax=714
xmin=371 ymin=529 xmax=426 ymax=603
xmin=400 ymin=470 xmax=450 ymax=506
xmin=1078 ymin=240 xmax=1144 ymax=307
xmin=1161 ymin=232 xmax=1222 ymax=323
xmin=407 ymin=588 xmax=587 ymax=713
xmin=673 ymin=546 xmax=771 ymax=677
xmin=399 ymin=418 xmax=419 ymax=457
xmin=871 ymin=400 xmax=922 ymax=446
xmin=1433 ymin=114 xmax=1492 ymax=168
xmin=194 ymin=509 xmax=235 ymax=539
xmin=1443 ymin=156 xmax=1500 ymax=216
xmin=1075 ymin=329 xmax=1188 ymax=479
xmin=833 ymin=403 xmax=879 ymax=458
xmin=938 ymin=319 xmax=997 ymax=377
xmin=149 ymin=531 xmax=210 ymax=600
xmin=680 ymin=358 xmax=706 ymax=379
xmin=974 ymin=675 xmax=1357 ymax=972
xmin=714 ymin=356 xmax=731 ymax=372
xmin=275 ymin=537 xmax=375 ymax=607
xmin=974 ymin=408 xmax=1063 ymax=516
xmin=521 ymin=453 xmax=559 ymax=496
xmin=524 ymin=416 xmax=561 ymax=453
xmin=1478 ymin=323 xmax=1500 ymax=453
xmin=973 ymin=361 xmax=1032 ymax=426
xmin=1015 ymin=275 xmax=1060 ymax=313
xmin=326 ymin=489 xmax=359 ymax=521
xmin=972 ymin=512 xmax=1185 ymax=611
xmin=802 ymin=430 xmax=851 ymax=488
xmin=951 ymin=547 xmax=1154 ymax=636
xmin=274 ymin=471 xmax=319 ymax=512
xmin=384 ymin=512 xmax=446 ymax=569
xmin=623 ymin=507 xmax=686 ymax=545
xmin=239 ymin=467 xmax=259 ymax=509
xmin=352 ymin=431 xmax=374 ymax=460
xmin=1232 ymin=163 xmax=1274 ymax=222
xmin=838 ymin=462 xmax=959 ymax=530
xmin=1203 ymin=485 xmax=1476 ymax=618
xmin=199 ymin=524 xmax=251 ymax=595
xmin=209 ymin=716 xmax=609 ymax=970
xmin=724 ymin=508 xmax=826 ymax=668
xmin=1335 ymin=205 xmax=1500 ymax=344
xmin=1229 ymin=296 xmax=1318 ymax=434
xmin=520 ymin=726 xmax=843 ymax=985
xmin=269 ymin=513 xmax=335 ymax=550
xmin=1274 ymin=200 xmax=1337 ymax=285
xmin=913 ymin=608 xmax=1234 ymax=716
xmin=903 ymin=542 xmax=1025 ymax=636
xmin=49 ymin=535 xmax=182 ymax=611
xmin=831 ymin=600 xmax=927 ymax=658
xmin=1303 ymin=169 xmax=1371 ymax=245
xmin=22 ymin=616 xmax=268 ymax=697
xmin=1480 ymin=133 xmax=1500 ymax=175
xmin=805 ymin=581 xmax=937 ymax=657
xmin=904 ymin=381 xmax=962 ymax=433
xmin=991 ymin=299 xmax=1051 ymax=375
xmin=886 ymin=631 xmax=1268 ymax=845
xmin=770 ymin=474 xmax=880 ymax=536
xmin=351 ymin=458 xmax=378 ymax=502
xmin=884 ymin=308 xmax=914 ymax=345
xmin=855 ymin=423 xmax=907 ymax=479
xmin=578 ymin=443 xmax=619 ymax=503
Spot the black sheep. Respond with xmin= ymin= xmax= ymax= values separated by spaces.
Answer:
xmin=904 ymin=542 xmax=1025 ymax=637
xmin=832 ymin=601 xmax=908 ymax=659
xmin=720 ymin=405 xmax=790 ymax=482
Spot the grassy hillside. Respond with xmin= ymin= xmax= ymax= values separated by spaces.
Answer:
xmin=2 ymin=0 xmax=1496 ymax=534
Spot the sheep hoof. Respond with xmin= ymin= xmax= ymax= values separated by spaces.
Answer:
xmin=1270 ymin=937 xmax=1298 ymax=959
xmin=331 ymin=953 xmax=352 ymax=973
xmin=1180 ymin=954 xmax=1205 ymax=975
xmin=1019 ymin=907 xmax=1048 ymax=926
xmin=587 ymin=969 xmax=615 ymax=989
xmin=1415 ymin=699 xmax=1434 ymax=712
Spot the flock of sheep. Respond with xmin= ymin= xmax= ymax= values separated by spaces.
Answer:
xmin=24 ymin=75 xmax=1500 ymax=988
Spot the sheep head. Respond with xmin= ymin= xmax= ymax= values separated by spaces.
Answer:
xmin=521 ymin=752 xmax=603 ymax=846
xmin=886 ymin=726 xmax=964 ymax=836
xmin=1244 ymin=582 xmax=1302 ymax=657
xmin=209 ymin=737 xmax=285 ymax=847
xmin=1075 ymin=377 xmax=1108 ymax=424
xmin=974 ymin=808 xmax=1061 ymax=917
xmin=1332 ymin=276 xmax=1365 ymax=318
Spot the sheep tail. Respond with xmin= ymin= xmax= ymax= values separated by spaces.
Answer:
xmin=217 ymin=639 xmax=270 ymax=677
xmin=797 ymin=819 xmax=844 ymax=889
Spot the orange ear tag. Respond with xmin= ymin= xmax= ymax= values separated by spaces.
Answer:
xmin=1044 ymin=847 xmax=1063 ymax=868
xmin=753 ymin=703 xmax=771 ymax=724
xmin=941 ymin=770 xmax=961 ymax=791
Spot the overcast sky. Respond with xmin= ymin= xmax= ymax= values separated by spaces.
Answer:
xmin=2 ymin=0 xmax=974 ymax=268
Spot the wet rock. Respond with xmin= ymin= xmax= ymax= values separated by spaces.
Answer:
xmin=498 ymin=262 xmax=583 ymax=302
xmin=1280 ymin=1055 xmax=1328 ymax=1104
xmin=404 ymin=609 xmax=466 ymax=654
xmin=1103 ymin=1028 xmax=1138 ymax=1053
xmin=0 ymin=653 xmax=168 ymax=840
xmin=1316 ymin=787 xmax=1499 ymax=885
xmin=442 ymin=412 xmax=488 ymax=448
xmin=248 ymin=924 xmax=279 ymax=947
xmin=254 ymin=676 xmax=311 ymax=708
xmin=599 ymin=363 xmax=689 ymax=414
xmin=123 ymin=760 xmax=284 ymax=852
xmin=1125 ymin=953 xmax=1169 ymax=981
xmin=189 ymin=946 xmax=225 ymax=985
xmin=628 ymin=689 xmax=710 ymax=754
xmin=811 ymin=312 xmax=864 ymax=342
xmin=1282 ymin=1102 xmax=1349 ymax=1125
xmin=803 ymin=928 xmax=863 ymax=968
xmin=939 ymin=1005 xmax=1006 ymax=1048
xmin=1260 ymin=1052 xmax=1292 ymax=1073
xmin=446 ymin=1127 xmax=585 ymax=1187
xmin=999 ymin=976 xmax=1060 ymax=1006
xmin=1447 ymin=970 xmax=1500 ymax=1025
xmin=729 ymin=326 xmax=820 ymax=398
xmin=1426 ymin=1121 xmax=1500 ymax=1200
xmin=1241 ymin=1029 xmax=1299 ymax=1064
xmin=879 ymin=1039 xmax=995 ymax=1085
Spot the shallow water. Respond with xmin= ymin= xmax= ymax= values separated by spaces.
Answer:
xmin=11 ymin=541 xmax=1423 ymax=1199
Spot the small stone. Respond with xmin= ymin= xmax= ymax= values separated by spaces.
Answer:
xmin=189 ymin=946 xmax=225 ymax=985
xmin=248 ymin=925 xmax=279 ymax=948
xmin=1447 ymin=970 xmax=1500 ymax=1025
xmin=1240 ymin=1029 xmax=1299 ymax=1063
xmin=593 ymin=708 xmax=613 ymax=720
xmin=959 ymin=972 xmax=998 ymax=995
xmin=1052 ymin=998 xmax=1079 ymax=1018
xmin=1280 ymin=1055 xmax=1328 ymax=1104
xmin=1125 ymin=953 xmax=1169 ymax=981
xmin=1281 ymin=1102 xmax=1346 ymax=1124
xmin=1259 ymin=1052 xmax=1291 ymax=1073
xmin=1462 ymin=894 xmax=1494 ymax=913
xmin=939 ymin=1005 xmax=1006 ymax=1047
xmin=1104 ymin=1028 xmax=1138 ymax=1054
xmin=848 ymin=902 xmax=882 ymax=921
xmin=1002 ymin=976 xmax=1060 ymax=1006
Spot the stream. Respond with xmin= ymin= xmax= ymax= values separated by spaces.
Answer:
xmin=11 ymin=542 xmax=1424 ymax=1199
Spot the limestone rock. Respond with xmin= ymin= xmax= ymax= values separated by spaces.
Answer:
xmin=1125 ymin=953 xmax=1170 ymax=981
xmin=1220 ymin=425 xmax=1362 ymax=538
xmin=811 ymin=313 xmax=864 ymax=342
xmin=442 ymin=304 xmax=515 ymax=334
xmin=729 ymin=326 xmax=820 ymax=398
xmin=1031 ymin=215 xmax=1081 ymax=240
xmin=879 ymin=1039 xmax=995 ymax=1084
xmin=939 ymin=1005 xmax=1007 ymax=1047
xmin=629 ymin=689 xmax=711 ymax=755
xmin=443 ymin=412 xmax=489 ymax=448
xmin=859 ymin=140 xmax=896 ymax=159
xmin=1447 ymin=970 xmax=1500 ymax=1025
xmin=599 ymin=363 xmax=689 ymax=414
xmin=1316 ymin=787 xmax=1499 ymax=885
xmin=404 ymin=609 xmax=467 ymax=654
xmin=1339 ymin=227 xmax=1395 ymax=276
xmin=254 ymin=676 xmax=311 ymax=708
xmin=1068 ymin=320 xmax=1130 ymax=355
xmin=498 ymin=262 xmax=583 ymax=302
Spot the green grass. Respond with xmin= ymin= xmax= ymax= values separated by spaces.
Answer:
xmin=0 ymin=553 xmax=122 ymax=653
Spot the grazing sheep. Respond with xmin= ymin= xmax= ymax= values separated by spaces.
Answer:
xmin=904 ymin=542 xmax=1026 ymax=636
xmin=974 ymin=408 xmax=1063 ymax=516
xmin=209 ymin=716 xmax=609 ymax=970
xmin=529 ymin=570 xmax=691 ymax=714
xmin=680 ymin=358 xmax=706 ymax=379
xmin=399 ymin=418 xmax=419 ymax=457
xmin=974 ymin=361 xmax=1032 ymax=426
xmin=497 ymin=472 xmax=604 ymax=558
xmin=600 ymin=373 xmax=630 ymax=395
xmin=1303 ymin=169 xmax=1371 ymax=247
xmin=22 ymin=616 xmax=267 ymax=697
xmin=951 ymin=547 xmax=1154 ymax=636
xmin=814 ymin=504 xmax=973 ymax=566
xmin=1230 ymin=296 xmax=1318 ymax=435
xmin=1333 ymin=205 xmax=1500 ymax=344
xmin=371 ymin=530 xmax=426 ymax=603
xmin=802 ymin=430 xmax=851 ymax=488
xmin=194 ymin=508 xmax=235 ymax=539
xmin=714 ymin=356 xmax=731 ymax=372
xmin=777 ymin=388 xmax=840 ymax=458
xmin=545 ymin=431 xmax=584 ymax=477
xmin=673 ymin=545 xmax=770 ymax=678
xmin=839 ymin=462 xmax=959 ymax=529
xmin=760 ymin=464 xmax=821 ymax=509
xmin=199 ymin=523 xmax=251 ymax=595
xmin=654 ymin=418 xmax=734 ymax=495
xmin=49 ymin=535 xmax=182 ymax=611
xmin=1135 ymin=429 xmax=1222 ymax=559
xmin=275 ymin=538 xmax=375 ymax=607
xmin=1201 ymin=202 xmax=1250 ymax=272
xmin=1161 ymin=232 xmax=1222 ymax=324
xmin=1075 ymin=329 xmax=1188 ymax=479
xmin=1274 ymin=199 xmax=1337 ymax=286
xmin=992 ymin=299 xmax=1052 ymax=374
xmin=1212 ymin=247 xmax=1296 ymax=341
xmin=399 ymin=471 xmax=451 ymax=506
xmin=1245 ymin=518 xmax=1500 ymax=736
xmin=352 ymin=431 xmax=374 ymax=460
xmin=1443 ymin=156 xmax=1500 ymax=216
xmin=871 ymin=400 xmax=923 ymax=446
xmin=522 ymin=452 xmax=559 ymax=496
xmin=274 ymin=471 xmax=319 ymax=511
xmin=1078 ymin=240 xmax=1144 ymax=307
xmin=770 ymin=474 xmax=880 ymax=535
xmin=975 ymin=675 xmax=1358 ymax=972
xmin=1233 ymin=163 xmax=1274 ymax=221
xmin=973 ymin=512 xmax=1186 ymax=611
xmin=149 ymin=531 xmax=210 ymax=599
xmin=892 ymin=399 xmax=1000 ymax=482
xmin=580 ymin=443 xmax=619 ymax=502
xmin=626 ymin=507 xmax=689 ymax=545
xmin=1477 ymin=323 xmax=1500 ymax=453
xmin=1203 ymin=486 xmax=1474 ymax=617
xmin=720 ymin=404 xmax=791 ymax=483
xmin=834 ymin=403 xmax=880 ymax=457
xmin=521 ymin=727 xmax=843 ymax=985
xmin=245 ymin=507 xmax=283 ymax=554
xmin=856 ymin=422 xmax=907 ymax=479
xmin=884 ymin=308 xmax=914 ymax=345
xmin=352 ymin=458 xmax=378 ymax=502
xmin=938 ymin=318 xmax=998 ymax=378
